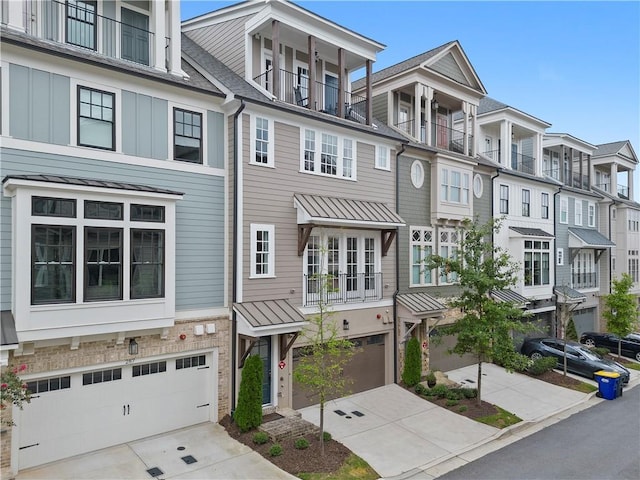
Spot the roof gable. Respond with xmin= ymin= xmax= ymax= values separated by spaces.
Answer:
xmin=423 ymin=43 xmax=485 ymax=93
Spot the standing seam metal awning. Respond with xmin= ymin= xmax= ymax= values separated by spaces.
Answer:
xmin=490 ymin=289 xmax=530 ymax=306
xmin=508 ymin=226 xmax=554 ymax=238
xmin=233 ymin=299 xmax=308 ymax=336
xmin=568 ymin=228 xmax=616 ymax=248
xmin=396 ymin=292 xmax=446 ymax=316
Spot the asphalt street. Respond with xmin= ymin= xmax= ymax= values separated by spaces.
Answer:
xmin=439 ymin=384 xmax=640 ymax=480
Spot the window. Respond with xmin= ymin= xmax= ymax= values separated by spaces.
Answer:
xmin=26 ymin=376 xmax=71 ymax=394
xmin=572 ymin=251 xmax=596 ymax=289
xmin=66 ymin=0 xmax=97 ymax=50
xmin=560 ymin=196 xmax=568 ymax=224
xmin=78 ymin=86 xmax=115 ymax=150
xmin=251 ymin=224 xmax=275 ymax=278
xmin=30 ymin=197 xmax=168 ymax=305
xmin=375 ymin=145 xmax=390 ymax=170
xmin=251 ymin=116 xmax=273 ymax=166
xmin=132 ymin=361 xmax=167 ymax=377
xmin=522 ymin=189 xmax=530 ymax=217
xmin=499 ymin=185 xmax=509 ymax=214
xmin=473 ymin=174 xmax=483 ymax=198
xmin=176 ymin=355 xmax=206 ymax=370
xmin=304 ymin=230 xmax=380 ymax=306
xmin=575 ymin=199 xmax=583 ymax=226
xmin=524 ymin=240 xmax=550 ymax=286
xmin=439 ymin=228 xmax=459 ymax=284
xmin=588 ymin=202 xmax=596 ymax=227
xmin=302 ymin=129 xmax=355 ymax=180
xmin=556 ymin=248 xmax=564 ymax=266
xmin=174 ymin=108 xmax=202 ymax=164
xmin=441 ymin=168 xmax=470 ymax=204
xmin=541 ymin=193 xmax=549 ymax=219
xmin=629 ymin=251 xmax=639 ymax=283
xmin=411 ymin=161 xmax=424 ymax=189
xmin=410 ymin=227 xmax=433 ymax=286
xmin=83 ymin=368 xmax=122 ymax=385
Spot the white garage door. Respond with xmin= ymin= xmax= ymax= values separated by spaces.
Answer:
xmin=17 ymin=351 xmax=216 ymax=470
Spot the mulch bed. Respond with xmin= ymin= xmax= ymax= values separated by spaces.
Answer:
xmin=220 ymin=414 xmax=352 ymax=476
xmin=424 ymin=396 xmax=499 ymax=420
xmin=523 ymin=369 xmax=586 ymax=388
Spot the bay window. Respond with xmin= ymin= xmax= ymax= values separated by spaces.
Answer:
xmin=524 ymin=240 xmax=550 ymax=286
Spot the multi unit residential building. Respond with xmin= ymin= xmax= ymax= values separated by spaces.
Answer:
xmin=1 ymin=0 xmax=638 ymax=476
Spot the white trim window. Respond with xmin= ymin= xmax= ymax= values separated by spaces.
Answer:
xmin=588 ymin=202 xmax=596 ymax=227
xmin=375 ymin=145 xmax=390 ymax=170
xmin=303 ymin=230 xmax=380 ymax=306
xmin=78 ymin=85 xmax=115 ymax=151
xmin=541 ymin=193 xmax=549 ymax=219
xmin=250 ymin=224 xmax=275 ymax=278
xmin=438 ymin=228 xmax=459 ymax=285
xmin=559 ymin=196 xmax=568 ymax=224
xmin=301 ymin=129 xmax=356 ymax=180
xmin=572 ymin=251 xmax=596 ymax=289
xmin=442 ymin=168 xmax=470 ymax=205
xmin=522 ymin=189 xmax=530 ymax=217
xmin=410 ymin=227 xmax=434 ymax=286
xmin=524 ymin=240 xmax=550 ymax=286
xmin=251 ymin=116 xmax=274 ymax=167
xmin=173 ymin=108 xmax=203 ymax=164
xmin=499 ymin=184 xmax=509 ymax=214
xmin=575 ymin=199 xmax=583 ymax=226
xmin=629 ymin=250 xmax=639 ymax=283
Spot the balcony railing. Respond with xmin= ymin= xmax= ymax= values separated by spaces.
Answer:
xmin=594 ymin=182 xmax=610 ymax=192
xmin=618 ymin=184 xmax=629 ymax=199
xmin=303 ymin=272 xmax=383 ymax=307
xmin=253 ymin=68 xmax=368 ymax=123
xmin=511 ymin=152 xmax=536 ymax=175
xmin=394 ymin=119 xmax=473 ymax=156
xmin=567 ymin=172 xmax=589 ymax=190
xmin=543 ymin=168 xmax=560 ymax=180
xmin=21 ymin=0 xmax=155 ymax=67
xmin=572 ymin=272 xmax=598 ymax=289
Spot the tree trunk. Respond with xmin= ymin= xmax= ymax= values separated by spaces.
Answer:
xmin=476 ymin=358 xmax=483 ymax=407
xmin=319 ymin=401 xmax=325 ymax=456
xmin=618 ymin=339 xmax=622 ymax=359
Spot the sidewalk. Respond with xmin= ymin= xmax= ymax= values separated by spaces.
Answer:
xmin=299 ymin=363 xmax=640 ymax=480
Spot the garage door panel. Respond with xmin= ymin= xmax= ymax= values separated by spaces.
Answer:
xmin=429 ymin=334 xmax=476 ymax=372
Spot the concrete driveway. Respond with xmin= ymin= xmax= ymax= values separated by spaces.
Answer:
xmin=16 ymin=423 xmax=296 ymax=480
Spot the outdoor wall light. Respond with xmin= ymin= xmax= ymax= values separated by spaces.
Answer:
xmin=129 ymin=338 xmax=139 ymax=356
xmin=431 ymin=94 xmax=439 ymax=111
xmin=343 ymin=319 xmax=350 ymax=331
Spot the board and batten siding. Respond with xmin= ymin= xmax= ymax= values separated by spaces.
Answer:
xmin=185 ymin=15 xmax=250 ymax=78
xmin=9 ymin=64 xmax=70 ymax=145
xmin=122 ymin=91 xmax=168 ymax=160
xmin=239 ymin=113 xmax=398 ymax=304
xmin=0 ymin=149 xmax=225 ymax=311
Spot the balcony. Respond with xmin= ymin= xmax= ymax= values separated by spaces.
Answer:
xmin=572 ymin=272 xmax=598 ymax=289
xmin=395 ymin=119 xmax=473 ymax=156
xmin=16 ymin=0 xmax=157 ymax=67
xmin=254 ymin=68 xmax=368 ymax=123
xmin=511 ymin=152 xmax=536 ymax=175
xmin=618 ymin=184 xmax=629 ymax=199
xmin=303 ymin=272 xmax=383 ymax=307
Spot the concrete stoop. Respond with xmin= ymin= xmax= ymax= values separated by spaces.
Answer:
xmin=259 ymin=415 xmax=320 ymax=443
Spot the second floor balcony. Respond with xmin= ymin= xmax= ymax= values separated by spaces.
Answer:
xmin=484 ymin=150 xmax=536 ymax=175
xmin=303 ymin=272 xmax=383 ymax=307
xmin=396 ymin=119 xmax=473 ymax=156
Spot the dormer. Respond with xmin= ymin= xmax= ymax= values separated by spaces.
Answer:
xmin=2 ymin=0 xmax=183 ymax=76
xmin=182 ymin=0 xmax=384 ymax=124
xmin=591 ymin=141 xmax=638 ymax=200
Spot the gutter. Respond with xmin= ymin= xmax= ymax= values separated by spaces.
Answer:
xmin=231 ymin=99 xmax=246 ymax=413
xmin=490 ymin=167 xmax=502 ymax=246
xmin=393 ymin=142 xmax=406 ymax=384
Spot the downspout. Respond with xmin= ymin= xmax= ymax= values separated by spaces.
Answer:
xmin=552 ymin=185 xmax=562 ymax=336
xmin=231 ymin=99 xmax=246 ymax=413
xmin=393 ymin=143 xmax=406 ymax=384
xmin=490 ymin=168 xmax=502 ymax=245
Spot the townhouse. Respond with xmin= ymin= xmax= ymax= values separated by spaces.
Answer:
xmin=1 ymin=0 xmax=230 ymax=473
xmin=182 ymin=0 xmax=406 ymax=410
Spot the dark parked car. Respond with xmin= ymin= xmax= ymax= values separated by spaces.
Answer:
xmin=521 ymin=337 xmax=630 ymax=384
xmin=580 ymin=332 xmax=640 ymax=362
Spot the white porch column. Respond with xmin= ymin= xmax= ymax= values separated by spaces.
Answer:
xmin=533 ymin=133 xmax=542 ymax=176
xmin=462 ymin=101 xmax=469 ymax=156
xmin=499 ymin=120 xmax=511 ymax=166
xmin=425 ymin=86 xmax=433 ymax=147
xmin=471 ymin=104 xmax=478 ymax=157
xmin=7 ymin=0 xmax=25 ymax=32
xmin=152 ymin=0 xmax=166 ymax=72
xmin=610 ymin=162 xmax=618 ymax=195
xmin=169 ymin=0 xmax=182 ymax=76
xmin=414 ymin=83 xmax=422 ymax=140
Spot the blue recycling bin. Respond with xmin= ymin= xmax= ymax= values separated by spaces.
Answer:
xmin=594 ymin=371 xmax=620 ymax=400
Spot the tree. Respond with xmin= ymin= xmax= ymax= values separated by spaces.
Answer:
xmin=604 ymin=273 xmax=640 ymax=358
xmin=402 ymin=337 xmax=421 ymax=387
xmin=293 ymin=268 xmax=357 ymax=456
xmin=426 ymin=217 xmax=534 ymax=406
xmin=566 ymin=317 xmax=578 ymax=341
xmin=0 ymin=364 xmax=31 ymax=426
xmin=234 ymin=354 xmax=263 ymax=432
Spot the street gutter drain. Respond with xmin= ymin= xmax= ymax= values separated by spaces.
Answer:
xmin=334 ymin=409 xmax=346 ymax=416
xmin=352 ymin=411 xmax=364 ymax=417
xmin=181 ymin=455 xmax=197 ymax=465
xmin=146 ymin=467 xmax=163 ymax=477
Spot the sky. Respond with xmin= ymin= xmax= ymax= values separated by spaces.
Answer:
xmin=181 ymin=0 xmax=640 ymax=201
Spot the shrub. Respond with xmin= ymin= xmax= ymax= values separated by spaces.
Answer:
xmin=234 ymin=355 xmax=263 ymax=432
xmin=458 ymin=405 xmax=468 ymax=413
xmin=322 ymin=431 xmax=332 ymax=442
xmin=462 ymin=388 xmax=478 ymax=399
xmin=426 ymin=370 xmax=437 ymax=387
xmin=446 ymin=399 xmax=459 ymax=407
xmin=402 ymin=337 xmax=422 ymax=387
xmin=527 ymin=356 xmax=557 ymax=375
xmin=429 ymin=384 xmax=449 ymax=398
xmin=269 ymin=444 xmax=283 ymax=457
xmin=566 ymin=318 xmax=578 ymax=341
xmin=415 ymin=383 xmax=428 ymax=395
xmin=252 ymin=431 xmax=269 ymax=445
xmin=446 ymin=389 xmax=461 ymax=401
xmin=294 ymin=438 xmax=309 ymax=450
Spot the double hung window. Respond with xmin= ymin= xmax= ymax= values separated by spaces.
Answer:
xmin=174 ymin=109 xmax=202 ymax=163
xmin=78 ymin=86 xmax=114 ymax=150
xmin=441 ymin=168 xmax=470 ymax=204
xmin=541 ymin=193 xmax=549 ymax=219
xmin=302 ymin=129 xmax=355 ymax=179
xmin=251 ymin=116 xmax=273 ymax=166
xmin=250 ymin=224 xmax=275 ymax=278
xmin=410 ymin=227 xmax=434 ymax=286
xmin=499 ymin=185 xmax=509 ymax=214
xmin=522 ymin=189 xmax=530 ymax=217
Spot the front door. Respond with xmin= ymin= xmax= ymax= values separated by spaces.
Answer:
xmin=324 ymin=74 xmax=338 ymax=115
xmin=251 ymin=337 xmax=272 ymax=404
xmin=121 ymin=7 xmax=149 ymax=66
xmin=436 ymin=114 xmax=448 ymax=149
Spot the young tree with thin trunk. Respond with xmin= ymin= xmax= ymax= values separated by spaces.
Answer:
xmin=604 ymin=273 xmax=639 ymax=358
xmin=293 ymin=269 xmax=356 ymax=456
xmin=427 ymin=217 xmax=534 ymax=406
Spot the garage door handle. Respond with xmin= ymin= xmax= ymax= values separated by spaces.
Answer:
xmin=196 ymin=403 xmax=210 ymax=408
xmin=127 ymin=404 xmax=130 ymax=415
xmin=123 ymin=405 xmax=126 ymax=416
xmin=197 ymin=366 xmax=210 ymax=370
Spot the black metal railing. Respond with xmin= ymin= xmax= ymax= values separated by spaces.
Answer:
xmin=618 ymin=184 xmax=629 ymax=199
xmin=25 ymin=0 xmax=154 ymax=66
xmin=483 ymin=149 xmax=501 ymax=163
xmin=567 ymin=172 xmax=589 ymax=190
xmin=594 ymin=182 xmax=610 ymax=192
xmin=303 ymin=272 xmax=383 ymax=307
xmin=572 ymin=272 xmax=597 ymax=289
xmin=430 ymin=122 xmax=473 ymax=156
xmin=543 ymin=168 xmax=560 ymax=180
xmin=511 ymin=152 xmax=536 ymax=175
xmin=253 ymin=68 xmax=368 ymax=123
